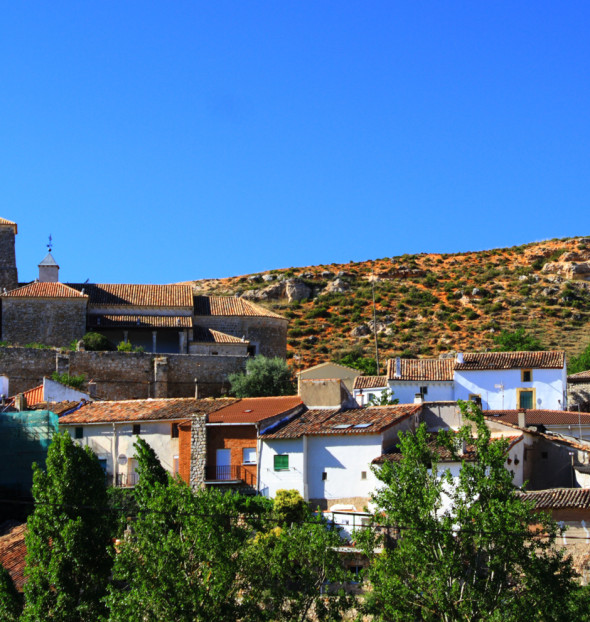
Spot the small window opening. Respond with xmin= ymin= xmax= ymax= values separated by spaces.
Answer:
xmin=132 ymin=424 xmax=141 ymax=435
xmin=322 ymin=472 xmax=328 ymax=481
xmin=75 ymin=427 xmax=83 ymax=439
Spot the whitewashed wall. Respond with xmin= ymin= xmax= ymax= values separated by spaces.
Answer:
xmin=62 ymin=421 xmax=179 ymax=480
xmin=258 ymin=438 xmax=305 ymax=498
xmin=386 ymin=382 xmax=454 ymax=404
xmin=454 ymin=368 xmax=566 ymax=410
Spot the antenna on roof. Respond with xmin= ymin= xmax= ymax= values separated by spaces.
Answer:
xmin=371 ymin=268 xmax=380 ymax=376
xmin=47 ymin=234 xmax=53 ymax=253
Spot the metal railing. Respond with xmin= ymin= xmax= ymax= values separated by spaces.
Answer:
xmin=111 ymin=472 xmax=139 ymax=488
xmin=204 ymin=465 xmax=256 ymax=487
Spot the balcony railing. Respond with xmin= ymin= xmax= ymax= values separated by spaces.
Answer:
xmin=204 ymin=465 xmax=256 ymax=487
xmin=111 ymin=472 xmax=139 ymax=488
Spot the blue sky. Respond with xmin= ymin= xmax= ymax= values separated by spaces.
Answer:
xmin=1 ymin=2 xmax=588 ymax=284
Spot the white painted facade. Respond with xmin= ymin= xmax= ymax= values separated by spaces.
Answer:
xmin=454 ymin=367 xmax=567 ymax=410
xmin=258 ymin=413 xmax=419 ymax=507
xmin=42 ymin=377 xmax=90 ymax=403
xmin=62 ymin=420 xmax=180 ymax=485
xmin=387 ymin=381 xmax=454 ymax=405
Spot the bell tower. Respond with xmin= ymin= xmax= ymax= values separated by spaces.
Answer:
xmin=0 ymin=218 xmax=18 ymax=292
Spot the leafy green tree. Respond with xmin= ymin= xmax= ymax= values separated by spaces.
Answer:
xmin=335 ymin=349 xmax=377 ymax=375
xmin=0 ymin=565 xmax=22 ymax=621
xmin=273 ymin=488 xmax=309 ymax=525
xmin=22 ymin=432 xmax=113 ymax=621
xmin=493 ymin=327 xmax=543 ymax=352
xmin=360 ymin=401 xmax=589 ymax=621
xmin=369 ymin=389 xmax=399 ymax=406
xmin=228 ymin=355 xmax=295 ymax=397
xmin=81 ymin=331 xmax=114 ymax=351
xmin=569 ymin=341 xmax=590 ymax=374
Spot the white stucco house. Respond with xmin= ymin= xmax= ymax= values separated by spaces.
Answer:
xmin=59 ymin=397 xmax=233 ymax=486
xmin=354 ymin=351 xmax=567 ymax=411
xmin=258 ymin=403 xmax=422 ymax=510
xmin=454 ymin=351 xmax=567 ymax=410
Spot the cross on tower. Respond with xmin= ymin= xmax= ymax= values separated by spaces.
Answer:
xmin=47 ymin=235 xmax=53 ymax=253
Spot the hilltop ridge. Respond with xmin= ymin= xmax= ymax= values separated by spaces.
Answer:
xmin=184 ymin=236 xmax=590 ymax=369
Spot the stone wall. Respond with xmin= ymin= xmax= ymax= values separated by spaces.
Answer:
xmin=189 ymin=414 xmax=207 ymax=490
xmin=569 ymin=380 xmax=590 ymax=412
xmin=0 ymin=226 xmax=18 ymax=293
xmin=2 ymin=298 xmax=87 ymax=347
xmin=0 ymin=346 xmax=249 ymax=400
xmin=193 ymin=315 xmax=287 ymax=358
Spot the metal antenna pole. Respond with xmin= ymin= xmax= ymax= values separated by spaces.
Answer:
xmin=372 ymin=273 xmax=380 ymax=376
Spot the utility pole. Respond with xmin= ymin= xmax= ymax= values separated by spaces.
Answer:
xmin=371 ymin=273 xmax=380 ymax=376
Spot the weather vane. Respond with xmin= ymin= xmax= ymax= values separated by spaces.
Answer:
xmin=47 ymin=234 xmax=53 ymax=253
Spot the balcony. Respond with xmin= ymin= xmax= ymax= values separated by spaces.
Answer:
xmin=204 ymin=465 xmax=257 ymax=487
xmin=111 ymin=472 xmax=139 ymax=488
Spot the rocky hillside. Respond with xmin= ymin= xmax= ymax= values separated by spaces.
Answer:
xmin=185 ymin=236 xmax=590 ymax=371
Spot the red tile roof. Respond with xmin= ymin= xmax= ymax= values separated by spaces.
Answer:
xmin=208 ymin=396 xmax=303 ymax=423
xmin=386 ymin=358 xmax=454 ymax=381
xmin=59 ymin=398 xmax=237 ymax=424
xmin=0 ymin=522 xmax=26 ymax=592
xmin=87 ymin=314 xmax=192 ymax=328
xmin=353 ymin=376 xmax=388 ymax=390
xmin=1 ymin=282 xmax=87 ymax=298
xmin=194 ymin=296 xmax=286 ymax=320
xmin=518 ymin=488 xmax=590 ymax=510
xmin=263 ymin=404 xmax=421 ymax=439
xmin=192 ymin=327 xmax=247 ymax=344
xmin=455 ymin=351 xmax=565 ymax=371
xmin=22 ymin=384 xmax=43 ymax=406
xmin=70 ymin=283 xmax=193 ymax=307
xmin=374 ymin=433 xmax=521 ymax=464
xmin=568 ymin=370 xmax=590 ymax=382
xmin=485 ymin=409 xmax=590 ymax=426
xmin=0 ymin=218 xmax=17 ymax=233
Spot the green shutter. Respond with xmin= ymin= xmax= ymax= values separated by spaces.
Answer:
xmin=519 ymin=390 xmax=534 ymax=409
xmin=274 ymin=454 xmax=289 ymax=471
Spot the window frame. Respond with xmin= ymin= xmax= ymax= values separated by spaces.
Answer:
xmin=242 ymin=447 xmax=257 ymax=465
xmin=517 ymin=387 xmax=536 ymax=409
xmin=132 ymin=423 xmax=141 ymax=435
xmin=521 ymin=369 xmax=533 ymax=383
xmin=171 ymin=422 xmax=179 ymax=438
xmin=273 ymin=454 xmax=289 ymax=471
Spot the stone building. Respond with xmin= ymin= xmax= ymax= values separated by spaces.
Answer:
xmin=569 ymin=370 xmax=590 ymax=412
xmin=0 ymin=218 xmax=18 ymax=293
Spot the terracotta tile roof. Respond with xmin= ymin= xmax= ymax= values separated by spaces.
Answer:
xmin=22 ymin=384 xmax=43 ymax=406
xmin=455 ymin=351 xmax=565 ymax=371
xmin=353 ymin=376 xmax=388 ymax=390
xmin=1 ymin=282 xmax=87 ymax=298
xmin=518 ymin=488 xmax=590 ymax=510
xmin=192 ymin=327 xmax=247 ymax=344
xmin=70 ymin=283 xmax=193 ymax=307
xmin=0 ymin=218 xmax=17 ymax=233
xmin=568 ymin=370 xmax=590 ymax=382
xmin=386 ymin=358 xmax=454 ymax=381
xmin=87 ymin=314 xmax=192 ymax=328
xmin=35 ymin=401 xmax=85 ymax=416
xmin=0 ymin=522 xmax=26 ymax=592
xmin=208 ymin=396 xmax=303 ymax=423
xmin=374 ymin=433 xmax=521 ymax=464
xmin=485 ymin=409 xmax=590 ymax=426
xmin=263 ymin=404 xmax=421 ymax=439
xmin=59 ymin=398 xmax=238 ymax=424
xmin=194 ymin=296 xmax=286 ymax=320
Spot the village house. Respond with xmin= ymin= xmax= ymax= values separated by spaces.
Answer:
xmin=60 ymin=398 xmax=236 ymax=486
xmin=258 ymin=404 xmax=422 ymax=510
xmin=352 ymin=351 xmax=568 ymax=411
xmin=568 ymin=370 xmax=590 ymax=412
xmin=177 ymin=395 xmax=304 ymax=491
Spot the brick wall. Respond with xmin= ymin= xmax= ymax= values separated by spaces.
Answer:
xmin=0 ymin=346 xmax=250 ymax=399
xmin=2 ymin=298 xmax=87 ymax=347
xmin=206 ymin=425 xmax=258 ymax=487
xmin=178 ymin=421 xmax=192 ymax=485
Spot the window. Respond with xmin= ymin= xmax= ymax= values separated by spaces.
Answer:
xmin=132 ymin=424 xmax=141 ymax=435
xmin=242 ymin=447 xmax=256 ymax=464
xmin=322 ymin=472 xmax=327 ymax=481
xmin=98 ymin=458 xmax=107 ymax=474
xmin=75 ymin=427 xmax=83 ymax=439
xmin=361 ymin=471 xmax=367 ymax=480
xmin=420 ymin=386 xmax=428 ymax=396
xmin=247 ymin=345 xmax=257 ymax=357
xmin=468 ymin=394 xmax=482 ymax=405
xmin=521 ymin=369 xmax=532 ymax=383
xmin=171 ymin=423 xmax=179 ymax=438
xmin=517 ymin=389 xmax=535 ymax=409
xmin=274 ymin=454 xmax=289 ymax=471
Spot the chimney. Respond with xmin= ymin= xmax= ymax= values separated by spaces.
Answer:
xmin=87 ymin=381 xmax=97 ymax=399
xmin=414 ymin=392 xmax=423 ymax=404
xmin=15 ymin=393 xmax=27 ymax=411
xmin=518 ymin=409 xmax=527 ymax=429
xmin=395 ymin=357 xmax=401 ymax=378
xmin=456 ymin=352 xmax=464 ymax=364
xmin=194 ymin=377 xmax=199 ymax=399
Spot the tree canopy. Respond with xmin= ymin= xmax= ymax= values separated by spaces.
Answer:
xmin=360 ymin=401 xmax=590 ymax=621
xmin=569 ymin=341 xmax=590 ymax=375
xmin=228 ymin=355 xmax=296 ymax=397
xmin=493 ymin=328 xmax=544 ymax=352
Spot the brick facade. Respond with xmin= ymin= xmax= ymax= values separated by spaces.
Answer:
xmin=206 ymin=425 xmax=258 ymax=488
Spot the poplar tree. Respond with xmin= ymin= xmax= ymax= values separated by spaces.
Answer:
xmin=21 ymin=432 xmax=113 ymax=621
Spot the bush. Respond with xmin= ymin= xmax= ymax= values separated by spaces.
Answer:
xmin=50 ymin=372 xmax=86 ymax=390
xmin=116 ymin=341 xmax=144 ymax=353
xmin=81 ymin=332 xmax=114 ymax=351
